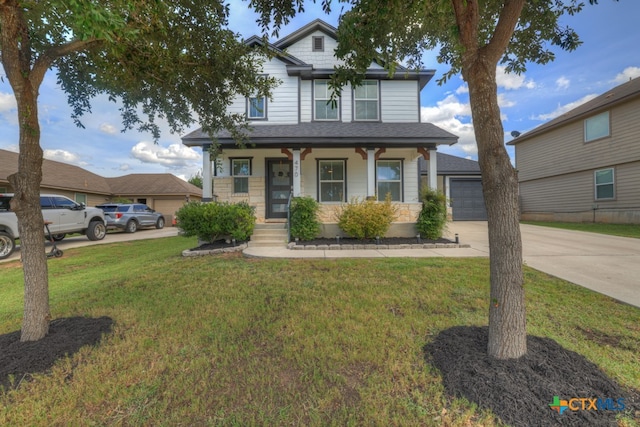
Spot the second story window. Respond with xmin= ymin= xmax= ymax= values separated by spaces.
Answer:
xmin=354 ymin=80 xmax=379 ymax=121
xmin=314 ymin=80 xmax=339 ymax=121
xmin=584 ymin=111 xmax=609 ymax=142
xmin=248 ymin=96 xmax=267 ymax=120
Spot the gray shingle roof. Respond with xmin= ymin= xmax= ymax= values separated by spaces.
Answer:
xmin=419 ymin=152 xmax=481 ymax=175
xmin=509 ymin=77 xmax=640 ymax=145
xmin=106 ymin=174 xmax=202 ymax=196
xmin=182 ymin=122 xmax=458 ymax=148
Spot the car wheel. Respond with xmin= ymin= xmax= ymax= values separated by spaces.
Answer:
xmin=51 ymin=233 xmax=65 ymax=241
xmin=125 ymin=220 xmax=138 ymax=233
xmin=0 ymin=231 xmax=16 ymax=259
xmin=156 ymin=217 xmax=165 ymax=229
xmin=87 ymin=221 xmax=107 ymax=241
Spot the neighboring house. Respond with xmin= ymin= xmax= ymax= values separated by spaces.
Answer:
xmin=509 ymin=77 xmax=640 ymax=224
xmin=182 ymin=19 xmax=458 ymax=237
xmin=419 ymin=152 xmax=487 ymax=221
xmin=0 ymin=149 xmax=201 ymax=222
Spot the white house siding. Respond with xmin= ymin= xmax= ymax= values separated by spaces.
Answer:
xmin=284 ymin=31 xmax=344 ymax=68
xmin=300 ymin=79 xmax=312 ymax=122
xmin=380 ymin=80 xmax=419 ymax=122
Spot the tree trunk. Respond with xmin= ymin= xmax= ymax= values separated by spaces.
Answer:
xmin=464 ymin=60 xmax=527 ymax=359
xmin=2 ymin=1 xmax=51 ymax=341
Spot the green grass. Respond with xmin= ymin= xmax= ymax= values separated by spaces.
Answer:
xmin=522 ymin=221 xmax=640 ymax=239
xmin=1 ymin=237 xmax=639 ymax=426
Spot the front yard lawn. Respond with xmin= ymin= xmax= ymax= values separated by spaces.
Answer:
xmin=1 ymin=237 xmax=638 ymax=426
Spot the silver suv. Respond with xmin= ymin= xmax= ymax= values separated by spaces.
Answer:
xmin=0 ymin=193 xmax=107 ymax=259
xmin=96 ymin=203 xmax=165 ymax=233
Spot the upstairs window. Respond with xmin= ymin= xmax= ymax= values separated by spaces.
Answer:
xmin=312 ymin=36 xmax=324 ymax=52
xmin=318 ymin=160 xmax=346 ymax=202
xmin=376 ymin=160 xmax=402 ymax=202
xmin=584 ymin=111 xmax=610 ymax=142
xmin=231 ymin=158 xmax=251 ymax=193
xmin=354 ymin=80 xmax=379 ymax=121
xmin=248 ymin=96 xmax=267 ymax=120
xmin=594 ymin=168 xmax=614 ymax=200
xmin=314 ymin=80 xmax=339 ymax=121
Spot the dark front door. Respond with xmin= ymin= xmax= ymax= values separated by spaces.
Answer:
xmin=266 ymin=159 xmax=292 ymax=219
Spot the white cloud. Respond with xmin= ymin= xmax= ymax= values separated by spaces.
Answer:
xmin=612 ymin=66 xmax=640 ymax=84
xmin=421 ymin=94 xmax=477 ymax=155
xmin=556 ymin=76 xmax=570 ymax=90
xmin=455 ymin=85 xmax=468 ymax=94
xmin=496 ymin=66 xmax=536 ymax=90
xmin=533 ymin=94 xmax=598 ymax=121
xmin=99 ymin=123 xmax=118 ymax=134
xmin=117 ymin=163 xmax=131 ymax=171
xmin=0 ymin=92 xmax=16 ymax=113
xmin=43 ymin=149 xmax=90 ymax=167
xmin=130 ymin=141 xmax=200 ymax=168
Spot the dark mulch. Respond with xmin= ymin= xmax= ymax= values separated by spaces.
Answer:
xmin=294 ymin=236 xmax=454 ymax=246
xmin=425 ymin=326 xmax=640 ymax=427
xmin=0 ymin=316 xmax=113 ymax=392
xmin=190 ymin=239 xmax=248 ymax=251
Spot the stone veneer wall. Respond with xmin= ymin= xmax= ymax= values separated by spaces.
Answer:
xmin=213 ymin=177 xmax=267 ymax=223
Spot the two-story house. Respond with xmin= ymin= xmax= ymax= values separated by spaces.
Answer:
xmin=509 ymin=77 xmax=640 ymax=224
xmin=182 ymin=19 xmax=458 ymax=237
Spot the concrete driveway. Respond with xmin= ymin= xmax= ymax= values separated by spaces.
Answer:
xmin=448 ymin=222 xmax=640 ymax=308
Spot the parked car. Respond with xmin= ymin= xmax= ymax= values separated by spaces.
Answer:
xmin=0 ymin=193 xmax=107 ymax=259
xmin=96 ymin=203 xmax=165 ymax=233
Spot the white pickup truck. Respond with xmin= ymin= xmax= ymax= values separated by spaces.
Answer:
xmin=0 ymin=193 xmax=107 ymax=259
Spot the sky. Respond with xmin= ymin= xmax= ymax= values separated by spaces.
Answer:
xmin=1 ymin=1 xmax=639 ymax=181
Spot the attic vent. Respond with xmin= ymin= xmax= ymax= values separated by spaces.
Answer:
xmin=312 ymin=36 xmax=324 ymax=52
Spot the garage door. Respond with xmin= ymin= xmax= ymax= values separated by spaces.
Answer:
xmin=450 ymin=179 xmax=487 ymax=221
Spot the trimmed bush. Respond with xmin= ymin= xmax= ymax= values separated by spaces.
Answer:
xmin=289 ymin=196 xmax=321 ymax=241
xmin=337 ymin=196 xmax=397 ymax=239
xmin=416 ymin=187 xmax=448 ymax=240
xmin=175 ymin=201 xmax=256 ymax=243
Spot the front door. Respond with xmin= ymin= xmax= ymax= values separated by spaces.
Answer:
xmin=266 ymin=159 xmax=292 ymax=219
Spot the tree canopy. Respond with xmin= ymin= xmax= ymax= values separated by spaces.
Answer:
xmin=0 ymin=0 xmax=277 ymax=341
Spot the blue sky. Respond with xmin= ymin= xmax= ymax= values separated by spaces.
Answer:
xmin=1 ymin=1 xmax=639 ymax=181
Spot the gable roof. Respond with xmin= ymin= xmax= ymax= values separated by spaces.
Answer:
xmin=273 ymin=19 xmax=338 ymax=49
xmin=1 ymin=148 xmax=112 ymax=194
xmin=509 ymin=77 xmax=640 ymax=145
xmin=182 ymin=122 xmax=458 ymax=149
xmin=0 ymin=149 xmax=201 ymax=197
xmin=106 ymin=174 xmax=202 ymax=196
xmin=419 ymin=152 xmax=481 ymax=175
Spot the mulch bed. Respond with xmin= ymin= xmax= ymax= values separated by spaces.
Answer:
xmin=425 ymin=326 xmax=640 ymax=426
xmin=293 ymin=236 xmax=454 ymax=246
xmin=190 ymin=239 xmax=248 ymax=251
xmin=0 ymin=316 xmax=113 ymax=392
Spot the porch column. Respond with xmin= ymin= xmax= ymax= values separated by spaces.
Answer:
xmin=428 ymin=148 xmax=438 ymax=191
xmin=367 ymin=149 xmax=376 ymax=198
xmin=292 ymin=149 xmax=301 ymax=197
xmin=202 ymin=144 xmax=213 ymax=202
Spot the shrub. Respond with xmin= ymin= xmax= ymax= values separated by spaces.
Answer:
xmin=175 ymin=201 xmax=256 ymax=243
xmin=416 ymin=187 xmax=448 ymax=240
xmin=337 ymin=196 xmax=397 ymax=239
xmin=289 ymin=196 xmax=320 ymax=241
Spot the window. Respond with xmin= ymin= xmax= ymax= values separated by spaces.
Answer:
xmin=595 ymin=168 xmax=614 ymax=200
xmin=314 ymin=80 xmax=339 ymax=121
xmin=585 ymin=111 xmax=610 ymax=142
xmin=75 ymin=193 xmax=87 ymax=205
xmin=312 ymin=36 xmax=324 ymax=52
xmin=248 ymin=96 xmax=266 ymax=119
xmin=376 ymin=160 xmax=402 ymax=201
xmin=354 ymin=80 xmax=379 ymax=121
xmin=318 ymin=160 xmax=345 ymax=202
xmin=232 ymin=158 xmax=251 ymax=193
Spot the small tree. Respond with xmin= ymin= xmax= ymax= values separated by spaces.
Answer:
xmin=188 ymin=171 xmax=204 ymax=189
xmin=416 ymin=187 xmax=448 ymax=240
xmin=289 ymin=196 xmax=320 ymax=241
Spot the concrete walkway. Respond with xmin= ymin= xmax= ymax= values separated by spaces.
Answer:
xmin=3 ymin=222 xmax=639 ymax=308
xmin=245 ymin=222 xmax=640 ymax=308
